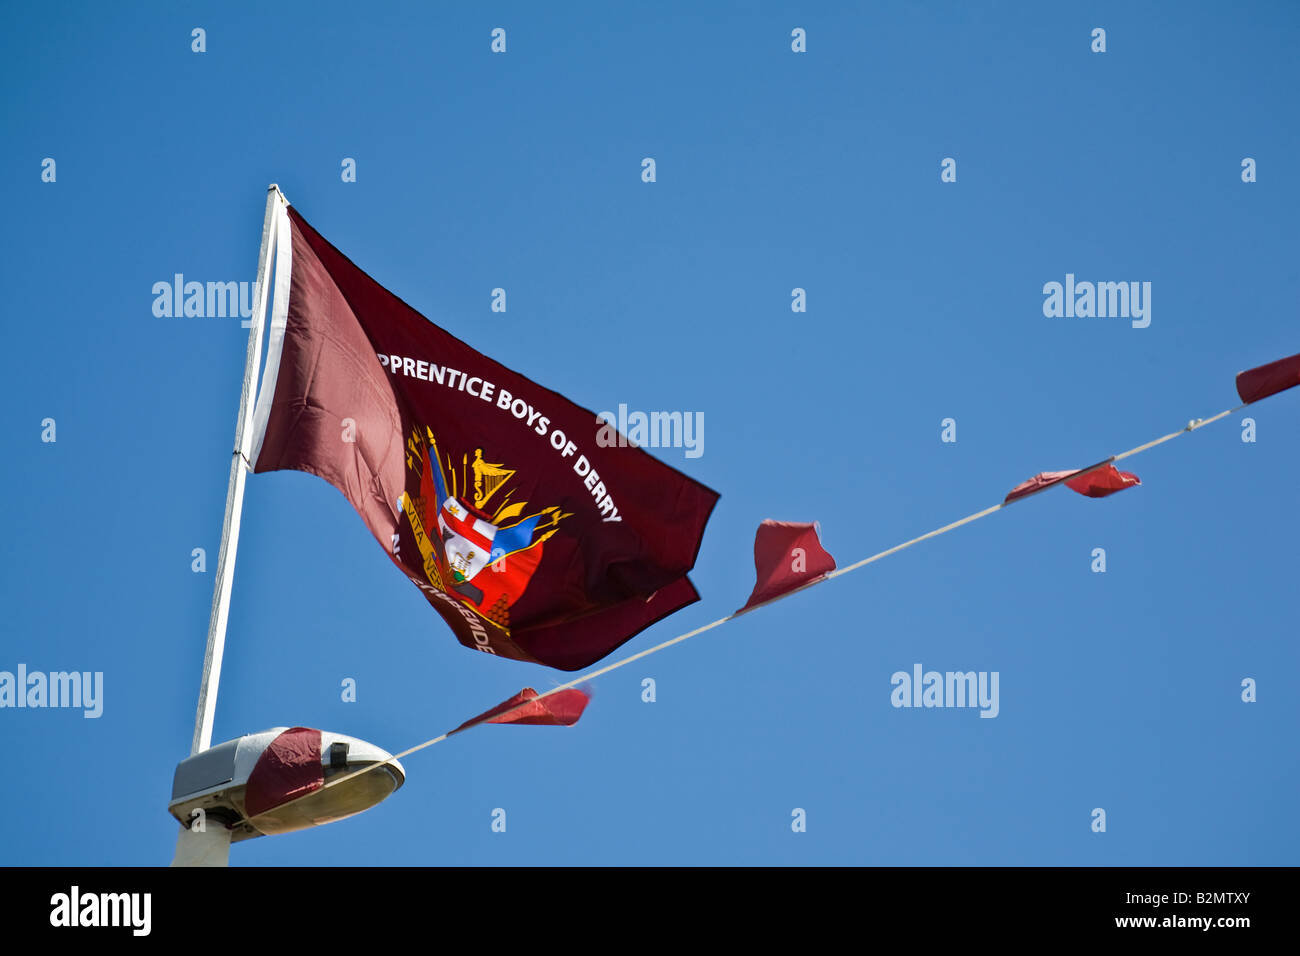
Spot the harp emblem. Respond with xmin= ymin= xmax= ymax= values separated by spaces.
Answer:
xmin=471 ymin=448 xmax=515 ymax=511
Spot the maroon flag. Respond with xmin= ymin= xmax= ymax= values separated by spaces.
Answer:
xmin=452 ymin=687 xmax=591 ymax=734
xmin=249 ymin=203 xmax=718 ymax=670
xmin=1236 ymin=351 xmax=1300 ymax=404
xmin=737 ymin=520 xmax=836 ymax=613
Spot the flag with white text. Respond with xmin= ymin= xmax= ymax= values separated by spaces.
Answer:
xmin=249 ymin=203 xmax=718 ymax=670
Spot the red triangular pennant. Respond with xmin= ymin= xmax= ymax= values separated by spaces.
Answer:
xmin=1004 ymin=470 xmax=1080 ymax=503
xmin=1064 ymin=464 xmax=1141 ymax=498
xmin=1006 ymin=463 xmax=1140 ymax=503
xmin=1236 ymin=351 xmax=1300 ymax=404
xmin=737 ymin=520 xmax=836 ymax=613
xmin=452 ymin=687 xmax=590 ymax=734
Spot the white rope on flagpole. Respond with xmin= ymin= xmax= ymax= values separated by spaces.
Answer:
xmin=264 ymin=399 xmax=1260 ymax=814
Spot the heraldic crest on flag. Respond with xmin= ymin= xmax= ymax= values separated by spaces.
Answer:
xmin=401 ymin=425 xmax=572 ymax=629
xmin=248 ymin=198 xmax=718 ymax=671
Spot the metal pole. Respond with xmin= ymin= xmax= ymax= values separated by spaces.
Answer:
xmin=189 ymin=184 xmax=282 ymax=755
xmin=171 ymin=185 xmax=283 ymax=867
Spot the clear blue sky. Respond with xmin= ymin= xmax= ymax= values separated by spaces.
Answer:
xmin=2 ymin=1 xmax=1298 ymax=866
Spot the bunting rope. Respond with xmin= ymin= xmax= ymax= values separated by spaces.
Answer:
xmin=264 ymin=399 xmax=1253 ymax=816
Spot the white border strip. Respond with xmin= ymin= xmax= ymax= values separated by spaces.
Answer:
xmin=249 ymin=200 xmax=294 ymax=468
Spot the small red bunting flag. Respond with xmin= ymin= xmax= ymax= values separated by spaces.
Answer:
xmin=1063 ymin=464 xmax=1141 ymax=498
xmin=451 ymin=687 xmax=591 ymax=734
xmin=1005 ymin=463 xmax=1140 ymax=503
xmin=1236 ymin=351 xmax=1300 ymax=404
xmin=738 ymin=520 xmax=836 ymax=613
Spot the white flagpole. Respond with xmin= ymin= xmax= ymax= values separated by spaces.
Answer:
xmin=173 ymin=184 xmax=284 ymax=866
